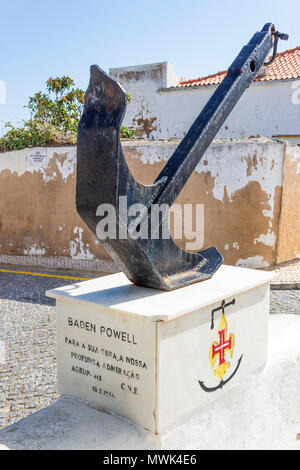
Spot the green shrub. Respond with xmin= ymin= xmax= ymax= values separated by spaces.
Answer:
xmin=120 ymin=126 xmax=136 ymax=139
xmin=0 ymin=75 xmax=135 ymax=152
xmin=0 ymin=121 xmax=75 ymax=152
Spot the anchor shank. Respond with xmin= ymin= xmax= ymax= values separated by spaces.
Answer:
xmin=153 ymin=24 xmax=275 ymax=206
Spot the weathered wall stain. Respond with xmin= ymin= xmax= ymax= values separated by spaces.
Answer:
xmin=0 ymin=148 xmax=110 ymax=262
xmin=277 ymin=145 xmax=300 ymax=262
xmin=133 ymin=116 xmax=157 ymax=138
xmin=112 ymin=63 xmax=165 ymax=83
xmin=109 ymin=62 xmax=177 ymax=139
xmin=124 ymin=141 xmax=284 ymax=268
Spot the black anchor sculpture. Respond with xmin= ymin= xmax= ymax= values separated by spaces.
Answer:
xmin=76 ymin=23 xmax=288 ymax=290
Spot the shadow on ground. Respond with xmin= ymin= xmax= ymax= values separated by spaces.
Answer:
xmin=0 ymin=396 xmax=158 ymax=450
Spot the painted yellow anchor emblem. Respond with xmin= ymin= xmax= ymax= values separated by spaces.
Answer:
xmin=209 ymin=312 xmax=235 ymax=381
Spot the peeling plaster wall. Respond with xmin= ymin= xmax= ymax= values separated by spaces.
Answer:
xmin=0 ymin=147 xmax=109 ymax=263
xmin=110 ymin=62 xmax=300 ymax=140
xmin=0 ymin=139 xmax=297 ymax=268
xmin=110 ymin=62 xmax=179 ymax=138
xmin=277 ymin=144 xmax=300 ymax=263
xmin=123 ymin=139 xmax=285 ymax=268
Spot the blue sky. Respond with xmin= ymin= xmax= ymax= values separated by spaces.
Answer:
xmin=0 ymin=0 xmax=298 ymax=127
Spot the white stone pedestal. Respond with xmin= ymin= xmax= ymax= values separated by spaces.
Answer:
xmin=47 ymin=265 xmax=274 ymax=434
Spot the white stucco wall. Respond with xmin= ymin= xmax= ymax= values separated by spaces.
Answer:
xmin=110 ymin=62 xmax=179 ymax=138
xmin=110 ymin=62 xmax=300 ymax=140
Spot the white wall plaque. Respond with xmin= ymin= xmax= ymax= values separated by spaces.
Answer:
xmin=28 ymin=148 xmax=47 ymax=167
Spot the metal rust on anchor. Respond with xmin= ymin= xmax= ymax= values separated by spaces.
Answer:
xmin=76 ymin=23 xmax=288 ymax=290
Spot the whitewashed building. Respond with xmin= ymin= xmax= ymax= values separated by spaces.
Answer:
xmin=110 ymin=47 xmax=300 ymax=142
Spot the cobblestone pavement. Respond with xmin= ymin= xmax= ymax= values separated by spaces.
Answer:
xmin=0 ymin=265 xmax=299 ymax=430
xmin=270 ymin=290 xmax=300 ymax=314
xmin=0 ymin=265 xmax=98 ymax=430
xmin=264 ymin=258 xmax=300 ymax=289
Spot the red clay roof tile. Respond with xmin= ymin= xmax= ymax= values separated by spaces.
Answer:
xmin=173 ymin=46 xmax=300 ymax=88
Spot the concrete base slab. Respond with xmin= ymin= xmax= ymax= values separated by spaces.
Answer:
xmin=0 ymin=315 xmax=299 ymax=450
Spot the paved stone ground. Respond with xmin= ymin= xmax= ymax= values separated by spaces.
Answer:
xmin=264 ymin=258 xmax=300 ymax=289
xmin=0 ymin=265 xmax=299 ymax=430
xmin=0 ymin=254 xmax=118 ymax=274
xmin=0 ymin=265 xmax=98 ymax=429
xmin=0 ymin=254 xmax=299 ymax=288
xmin=270 ymin=290 xmax=300 ymax=314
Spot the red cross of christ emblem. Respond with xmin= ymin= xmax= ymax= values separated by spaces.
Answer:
xmin=209 ymin=309 xmax=235 ymax=381
xmin=199 ymin=298 xmax=243 ymax=391
xmin=212 ymin=329 xmax=232 ymax=365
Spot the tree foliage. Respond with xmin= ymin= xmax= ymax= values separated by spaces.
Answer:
xmin=27 ymin=76 xmax=84 ymax=133
xmin=0 ymin=75 xmax=135 ymax=152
